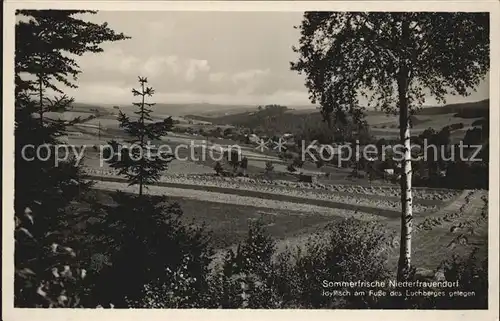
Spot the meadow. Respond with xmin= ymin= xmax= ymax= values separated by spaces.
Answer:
xmin=52 ymin=98 xmax=489 ymax=276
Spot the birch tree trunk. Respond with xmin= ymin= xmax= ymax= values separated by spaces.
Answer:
xmin=397 ymin=94 xmax=413 ymax=281
xmin=397 ymin=18 xmax=413 ymax=282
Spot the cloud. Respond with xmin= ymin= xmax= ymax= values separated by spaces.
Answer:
xmin=231 ymin=69 xmax=270 ymax=83
xmin=77 ymin=47 xmax=281 ymax=97
xmin=58 ymin=11 xmax=488 ymax=107
xmin=85 ymin=48 xmax=140 ymax=74
xmin=78 ymin=50 xmax=214 ymax=85
xmin=185 ymin=59 xmax=211 ymax=82
xmin=231 ymin=69 xmax=271 ymax=95
xmin=67 ymin=79 xmax=311 ymax=106
xmin=209 ymin=72 xmax=227 ymax=83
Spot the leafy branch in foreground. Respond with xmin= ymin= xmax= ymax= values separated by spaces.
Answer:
xmin=291 ymin=12 xmax=489 ymax=281
xmin=16 ymin=9 xmax=130 ymax=124
xmin=15 ymin=9 xmax=130 ymax=307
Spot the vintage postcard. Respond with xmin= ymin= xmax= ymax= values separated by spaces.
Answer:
xmin=2 ymin=1 xmax=499 ymax=320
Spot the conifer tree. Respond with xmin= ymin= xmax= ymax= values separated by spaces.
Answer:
xmin=16 ymin=10 xmax=130 ymax=125
xmin=107 ymin=77 xmax=174 ymax=196
xmin=14 ymin=9 xmax=129 ymax=307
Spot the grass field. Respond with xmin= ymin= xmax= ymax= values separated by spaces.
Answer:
xmin=56 ymin=100 xmax=489 ymax=276
xmin=69 ymin=182 xmax=487 ymax=274
xmin=368 ymin=112 xmax=482 ymax=143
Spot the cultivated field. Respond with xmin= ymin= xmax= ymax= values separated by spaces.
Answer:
xmin=54 ymin=102 xmax=489 ymax=275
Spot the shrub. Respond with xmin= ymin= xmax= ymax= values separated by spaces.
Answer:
xmin=264 ymin=161 xmax=275 ymax=180
xmin=214 ymin=161 xmax=223 ymax=175
xmin=207 ymin=218 xmax=392 ymax=309
xmin=15 ymin=205 xmax=92 ymax=307
xmin=265 ymin=161 xmax=274 ymax=173
xmin=292 ymin=157 xmax=305 ymax=168
xmin=285 ymin=218 xmax=392 ymax=308
xmin=209 ymin=219 xmax=284 ymax=308
xmin=436 ymin=249 xmax=487 ymax=309
xmin=287 ymin=163 xmax=297 ymax=173
xmin=91 ymin=192 xmax=213 ymax=308
xmin=396 ymin=248 xmax=488 ymax=309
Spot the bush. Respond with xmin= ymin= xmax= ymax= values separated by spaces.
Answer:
xmin=435 ymin=249 xmax=487 ymax=309
xmin=214 ymin=161 xmax=223 ymax=175
xmin=397 ymin=248 xmax=488 ymax=309
xmin=285 ymin=219 xmax=392 ymax=308
xmin=91 ymin=192 xmax=213 ymax=308
xmin=15 ymin=204 xmax=92 ymax=307
xmin=292 ymin=157 xmax=305 ymax=168
xmin=209 ymin=219 xmax=284 ymax=308
xmin=265 ymin=161 xmax=274 ymax=180
xmin=265 ymin=161 xmax=274 ymax=173
xmin=207 ymin=218 xmax=392 ymax=309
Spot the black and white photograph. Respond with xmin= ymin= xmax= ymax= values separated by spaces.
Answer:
xmin=3 ymin=0 xmax=499 ymax=318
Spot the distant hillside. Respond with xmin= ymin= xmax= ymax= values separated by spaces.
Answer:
xmin=72 ymin=98 xmax=488 ymax=118
xmin=184 ymin=99 xmax=489 ymax=142
xmin=104 ymin=103 xmax=258 ymax=117
xmin=70 ymin=102 xmax=111 ymax=115
xmin=187 ymin=105 xmax=327 ymax=135
xmin=416 ymin=99 xmax=489 ymax=117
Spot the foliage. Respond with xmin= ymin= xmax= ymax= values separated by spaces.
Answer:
xmin=226 ymin=150 xmax=242 ymax=172
xmin=90 ymin=192 xmax=213 ymax=307
xmin=106 ymin=77 xmax=174 ymax=196
xmin=290 ymin=219 xmax=392 ymax=308
xmin=464 ymin=127 xmax=484 ymax=145
xmin=206 ymin=218 xmax=393 ymax=309
xmin=291 ymin=11 xmax=489 ymax=281
xmin=16 ymin=10 xmax=129 ymax=122
xmin=214 ymin=161 xmax=224 ymax=175
xmin=15 ymin=205 xmax=92 ymax=307
xmin=240 ymin=157 xmax=249 ymax=169
xmin=291 ymin=12 xmax=489 ymax=118
xmin=265 ymin=161 xmax=274 ymax=173
xmin=438 ymin=248 xmax=488 ymax=308
xmin=223 ymin=127 xmax=233 ymax=137
xmin=209 ymin=219 xmax=284 ymax=308
xmin=287 ymin=163 xmax=297 ymax=173
xmin=292 ymin=157 xmax=305 ymax=168
xmin=240 ymin=157 xmax=249 ymax=176
xmin=14 ymin=10 xmax=129 ymax=307
xmin=401 ymin=248 xmax=488 ymax=309
xmin=264 ymin=161 xmax=275 ymax=180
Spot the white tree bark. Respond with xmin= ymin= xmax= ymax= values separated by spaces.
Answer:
xmin=396 ymin=17 xmax=414 ymax=282
xmin=398 ymin=111 xmax=413 ymax=281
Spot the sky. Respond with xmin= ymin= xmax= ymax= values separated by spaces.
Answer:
xmin=59 ymin=11 xmax=489 ymax=107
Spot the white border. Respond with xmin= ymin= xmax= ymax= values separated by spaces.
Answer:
xmin=3 ymin=1 xmax=499 ymax=321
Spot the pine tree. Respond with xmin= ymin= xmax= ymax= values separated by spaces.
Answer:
xmin=16 ymin=10 xmax=130 ymax=125
xmin=14 ymin=9 xmax=130 ymax=307
xmin=107 ymin=77 xmax=174 ymax=196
